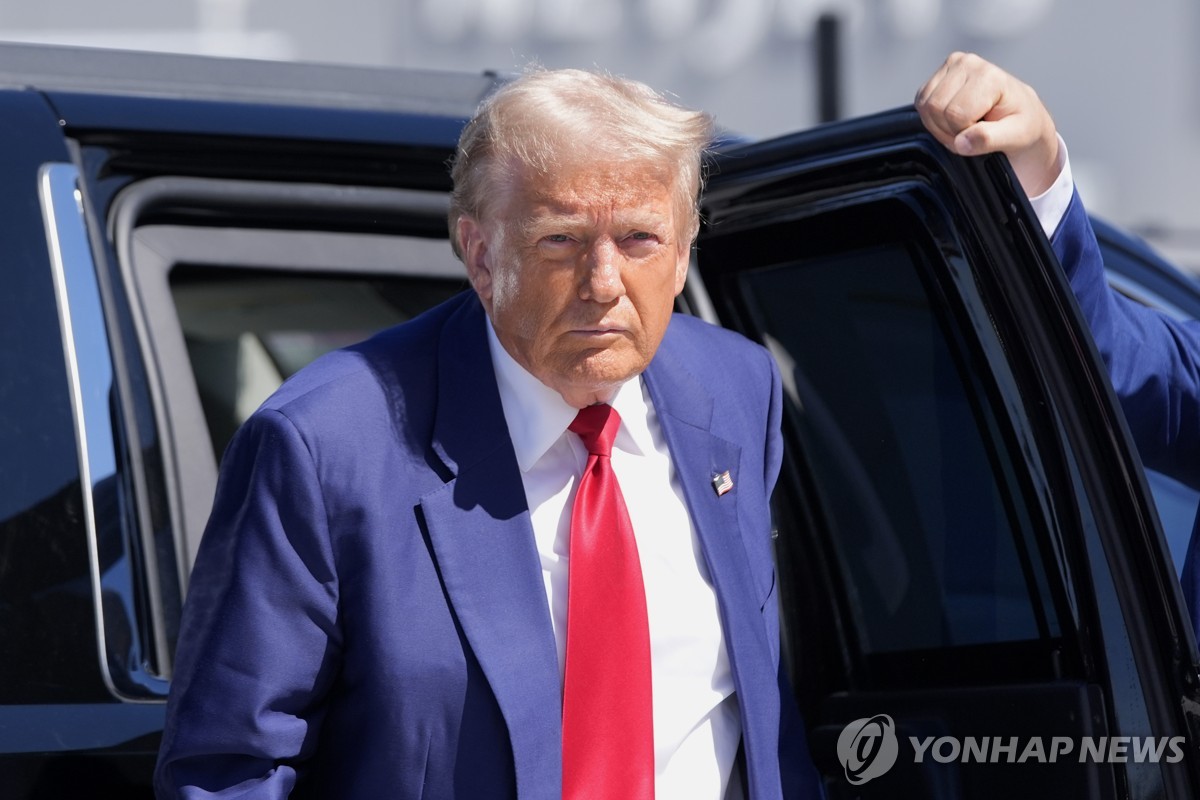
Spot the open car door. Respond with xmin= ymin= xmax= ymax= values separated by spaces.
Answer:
xmin=693 ymin=107 xmax=1200 ymax=800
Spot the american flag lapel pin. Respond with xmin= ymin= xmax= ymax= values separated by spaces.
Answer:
xmin=712 ymin=470 xmax=734 ymax=497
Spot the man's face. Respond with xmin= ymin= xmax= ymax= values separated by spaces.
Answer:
xmin=459 ymin=158 xmax=690 ymax=408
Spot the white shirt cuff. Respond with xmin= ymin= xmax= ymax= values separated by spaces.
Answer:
xmin=1027 ymin=134 xmax=1072 ymax=239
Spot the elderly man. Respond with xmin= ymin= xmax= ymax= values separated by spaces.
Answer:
xmin=156 ymin=53 xmax=1082 ymax=798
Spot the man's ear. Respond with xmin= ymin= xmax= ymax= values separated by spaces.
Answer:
xmin=458 ymin=216 xmax=494 ymax=310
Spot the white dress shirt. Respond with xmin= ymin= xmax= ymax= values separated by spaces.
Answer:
xmin=486 ymin=323 xmax=742 ymax=799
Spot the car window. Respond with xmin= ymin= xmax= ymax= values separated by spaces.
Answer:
xmin=696 ymin=183 xmax=1090 ymax=695
xmin=170 ymin=266 xmax=463 ymax=461
xmin=746 ymin=238 xmax=1065 ymax=672
xmin=107 ymin=178 xmax=469 ymax=589
xmin=1144 ymin=469 xmax=1197 ymax=574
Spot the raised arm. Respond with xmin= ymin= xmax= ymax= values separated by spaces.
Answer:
xmin=915 ymin=51 xmax=1200 ymax=490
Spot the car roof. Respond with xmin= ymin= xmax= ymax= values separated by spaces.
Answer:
xmin=0 ymin=40 xmax=501 ymax=119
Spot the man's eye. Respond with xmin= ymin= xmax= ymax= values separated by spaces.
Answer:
xmin=544 ymin=234 xmax=571 ymax=243
xmin=628 ymin=232 xmax=654 ymax=241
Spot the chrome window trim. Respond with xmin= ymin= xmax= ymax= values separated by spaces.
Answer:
xmin=40 ymin=162 xmax=168 ymax=702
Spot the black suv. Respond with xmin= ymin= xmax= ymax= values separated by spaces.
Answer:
xmin=2 ymin=42 xmax=1197 ymax=799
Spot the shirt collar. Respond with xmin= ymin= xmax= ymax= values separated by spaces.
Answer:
xmin=486 ymin=322 xmax=654 ymax=472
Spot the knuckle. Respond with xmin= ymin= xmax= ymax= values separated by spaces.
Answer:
xmin=942 ymin=102 xmax=974 ymax=129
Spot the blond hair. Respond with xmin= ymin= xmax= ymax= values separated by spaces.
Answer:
xmin=448 ymin=68 xmax=714 ymax=259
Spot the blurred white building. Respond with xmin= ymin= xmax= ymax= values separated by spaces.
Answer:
xmin=3 ymin=0 xmax=1197 ymax=267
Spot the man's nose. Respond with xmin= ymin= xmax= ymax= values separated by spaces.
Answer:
xmin=579 ymin=239 xmax=626 ymax=303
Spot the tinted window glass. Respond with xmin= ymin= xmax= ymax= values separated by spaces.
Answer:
xmin=740 ymin=235 xmax=1063 ymax=660
xmin=112 ymin=184 xmax=468 ymax=590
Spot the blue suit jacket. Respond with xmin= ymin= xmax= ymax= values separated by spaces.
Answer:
xmin=155 ymin=290 xmax=820 ymax=798
xmin=1054 ymin=189 xmax=1200 ymax=627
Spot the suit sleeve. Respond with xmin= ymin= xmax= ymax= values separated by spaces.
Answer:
xmin=1054 ymin=189 xmax=1200 ymax=490
xmin=155 ymin=409 xmax=341 ymax=798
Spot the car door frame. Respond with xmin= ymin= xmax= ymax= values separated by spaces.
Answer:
xmin=692 ymin=106 xmax=1200 ymax=799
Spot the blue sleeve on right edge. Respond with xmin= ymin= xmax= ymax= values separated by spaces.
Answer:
xmin=1053 ymin=190 xmax=1200 ymax=636
xmin=1052 ymin=189 xmax=1200 ymax=490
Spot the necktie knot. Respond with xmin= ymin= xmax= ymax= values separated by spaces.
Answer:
xmin=569 ymin=403 xmax=621 ymax=458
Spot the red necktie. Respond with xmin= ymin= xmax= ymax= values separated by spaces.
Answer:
xmin=561 ymin=403 xmax=655 ymax=800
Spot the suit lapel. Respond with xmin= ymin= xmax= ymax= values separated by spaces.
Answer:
xmin=643 ymin=335 xmax=779 ymax=795
xmin=419 ymin=296 xmax=562 ymax=798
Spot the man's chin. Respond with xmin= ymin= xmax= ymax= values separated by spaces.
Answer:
xmin=545 ymin=360 xmax=647 ymax=407
xmin=573 ymin=353 xmax=648 ymax=386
